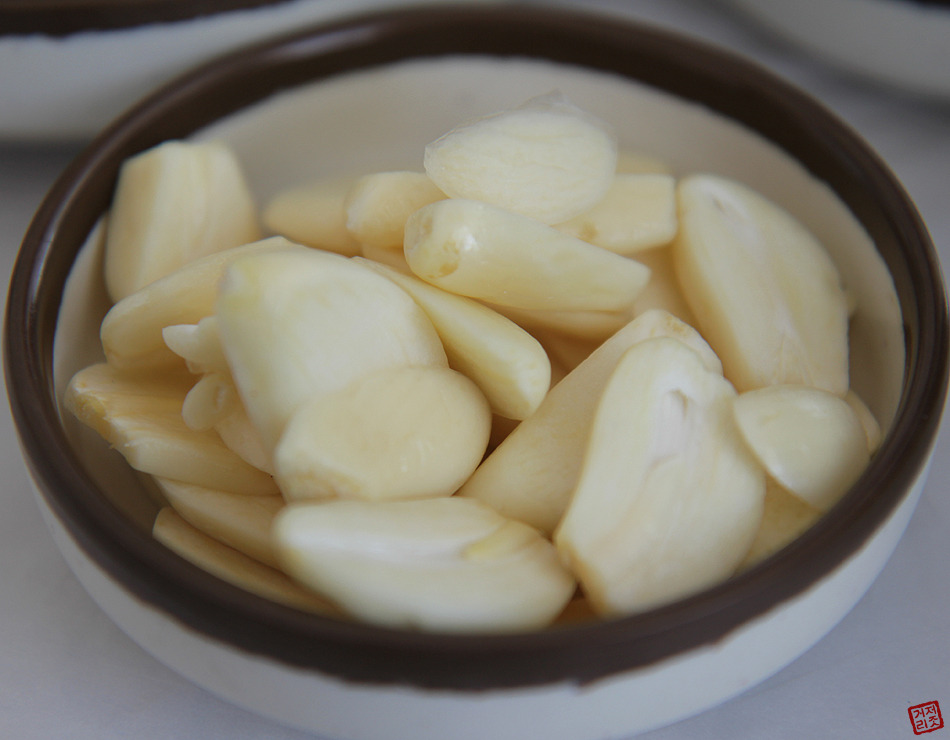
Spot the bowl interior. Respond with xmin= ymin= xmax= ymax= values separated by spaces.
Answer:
xmin=9 ymin=7 xmax=943 ymax=690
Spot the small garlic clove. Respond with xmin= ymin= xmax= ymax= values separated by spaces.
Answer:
xmin=732 ymin=384 xmax=870 ymax=511
xmin=64 ymin=363 xmax=279 ymax=496
xmin=424 ymin=93 xmax=617 ymax=224
xmin=104 ymin=140 xmax=261 ymax=302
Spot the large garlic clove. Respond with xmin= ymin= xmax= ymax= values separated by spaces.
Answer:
xmin=459 ymin=309 xmax=722 ymax=534
xmin=345 ymin=171 xmax=445 ymax=250
xmin=274 ymin=366 xmax=491 ymax=502
xmin=104 ymin=140 xmax=261 ymax=302
xmin=216 ymin=248 xmax=447 ymax=452
xmin=154 ymin=478 xmax=283 ymax=567
xmin=354 ymin=257 xmax=550 ymax=420
xmin=273 ymin=497 xmax=575 ymax=632
xmin=262 ymin=175 xmax=361 ymax=256
xmin=555 ymin=174 xmax=678 ymax=254
xmin=555 ymin=337 xmax=765 ymax=616
xmin=738 ymin=480 xmax=823 ymax=569
xmin=404 ymin=199 xmax=650 ymax=312
xmin=423 ymin=93 xmax=616 ymax=225
xmin=64 ymin=363 xmax=279 ymax=496
xmin=732 ymin=384 xmax=870 ymax=511
xmin=101 ymin=237 xmax=294 ymax=371
xmin=673 ymin=174 xmax=850 ymax=394
xmin=153 ymin=508 xmax=338 ymax=615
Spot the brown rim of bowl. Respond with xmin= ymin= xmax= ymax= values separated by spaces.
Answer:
xmin=4 ymin=5 xmax=948 ymax=691
xmin=0 ymin=0 xmax=296 ymax=36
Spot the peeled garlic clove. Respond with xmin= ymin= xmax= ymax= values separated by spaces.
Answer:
xmin=345 ymin=171 xmax=444 ymax=250
xmin=153 ymin=508 xmax=338 ymax=615
xmin=274 ymin=497 xmax=575 ymax=632
xmin=424 ymin=93 xmax=616 ymax=224
xmin=262 ymin=175 xmax=361 ymax=256
xmin=275 ymin=366 xmax=491 ymax=502
xmin=555 ymin=174 xmax=678 ymax=254
xmin=104 ymin=140 xmax=261 ymax=302
xmin=216 ymin=248 xmax=447 ymax=452
xmin=355 ymin=257 xmax=550 ymax=420
xmin=733 ymin=384 xmax=870 ymax=511
xmin=101 ymin=237 xmax=294 ymax=371
xmin=485 ymin=301 xmax=633 ymax=343
xmin=459 ymin=309 xmax=722 ymax=534
xmin=555 ymin=337 xmax=765 ymax=616
xmin=154 ymin=478 xmax=283 ymax=567
xmin=404 ymin=199 xmax=650 ymax=312
xmin=64 ymin=363 xmax=279 ymax=496
xmin=738 ymin=480 xmax=823 ymax=569
xmin=673 ymin=174 xmax=850 ymax=394
xmin=162 ymin=316 xmax=229 ymax=375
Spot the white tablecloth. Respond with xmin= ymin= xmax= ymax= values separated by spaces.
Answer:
xmin=2 ymin=1 xmax=948 ymax=738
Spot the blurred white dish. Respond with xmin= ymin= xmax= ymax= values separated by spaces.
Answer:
xmin=725 ymin=0 xmax=950 ymax=99
xmin=0 ymin=0 xmax=494 ymax=141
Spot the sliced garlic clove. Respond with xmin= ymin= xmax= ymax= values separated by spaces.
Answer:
xmin=555 ymin=337 xmax=765 ymax=616
xmin=673 ymin=174 xmax=850 ymax=394
xmin=354 ymin=257 xmax=550 ymax=420
xmin=215 ymin=248 xmax=447 ymax=452
xmin=101 ymin=236 xmax=295 ymax=371
xmin=153 ymin=508 xmax=338 ymax=615
xmin=345 ymin=171 xmax=445 ymax=250
xmin=424 ymin=93 xmax=616 ymax=224
xmin=555 ymin=174 xmax=678 ymax=254
xmin=732 ymin=384 xmax=870 ymax=511
xmin=404 ymin=199 xmax=650 ymax=312
xmin=64 ymin=363 xmax=279 ymax=496
xmin=275 ymin=366 xmax=491 ymax=502
xmin=262 ymin=175 xmax=361 ymax=256
xmin=459 ymin=309 xmax=722 ymax=535
xmin=154 ymin=478 xmax=283 ymax=567
xmin=273 ymin=497 xmax=575 ymax=632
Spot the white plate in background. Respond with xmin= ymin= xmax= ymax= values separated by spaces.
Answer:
xmin=724 ymin=0 xmax=950 ymax=100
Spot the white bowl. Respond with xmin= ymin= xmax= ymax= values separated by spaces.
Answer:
xmin=724 ymin=0 xmax=950 ymax=100
xmin=5 ymin=6 xmax=948 ymax=739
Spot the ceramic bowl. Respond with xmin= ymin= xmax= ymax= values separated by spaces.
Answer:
xmin=5 ymin=6 xmax=948 ymax=739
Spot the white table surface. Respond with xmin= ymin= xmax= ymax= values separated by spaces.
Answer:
xmin=2 ymin=1 xmax=949 ymax=738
